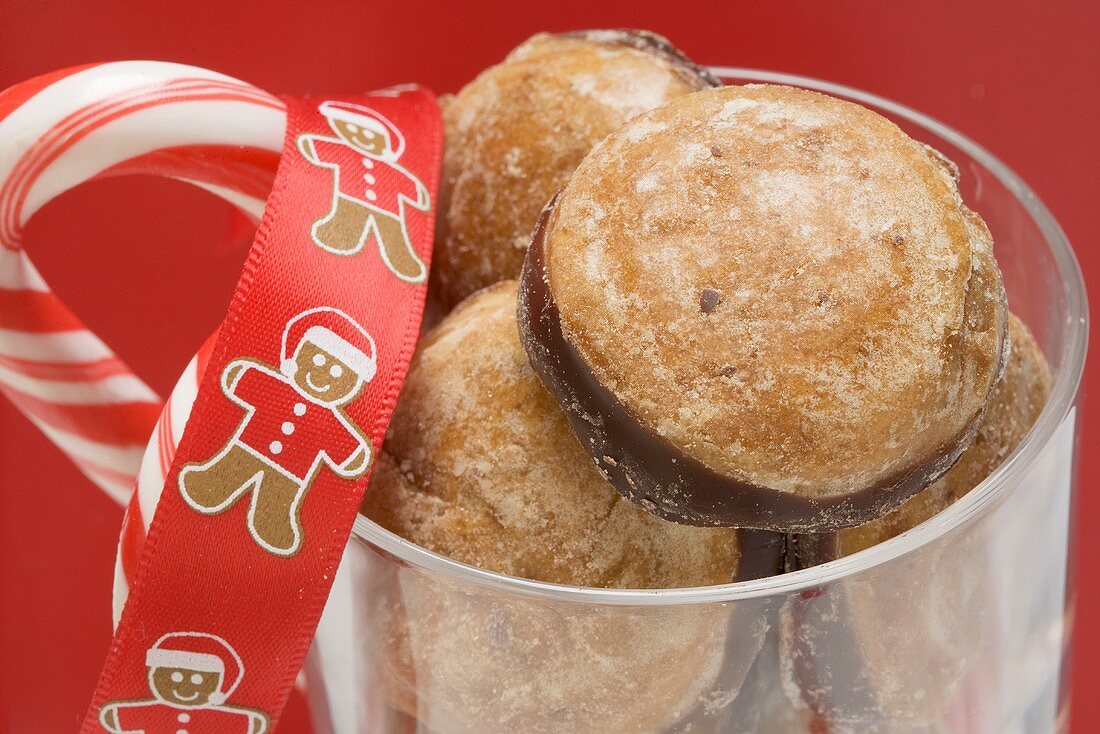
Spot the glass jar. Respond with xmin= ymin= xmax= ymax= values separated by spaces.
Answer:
xmin=304 ymin=68 xmax=1089 ymax=734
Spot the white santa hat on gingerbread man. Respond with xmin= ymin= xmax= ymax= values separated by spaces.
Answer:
xmin=145 ymin=631 xmax=244 ymax=705
xmin=281 ymin=307 xmax=377 ymax=383
xmin=318 ymin=100 xmax=405 ymax=159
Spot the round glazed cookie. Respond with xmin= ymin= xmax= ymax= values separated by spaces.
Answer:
xmin=519 ymin=83 xmax=1009 ymax=531
xmin=782 ymin=314 xmax=1052 ymax=729
xmin=433 ymin=30 xmax=718 ymax=309
xmin=360 ymin=281 xmax=782 ymax=734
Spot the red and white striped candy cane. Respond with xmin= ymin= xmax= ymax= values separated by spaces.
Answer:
xmin=0 ymin=61 xmax=286 ymax=504
xmin=112 ymin=332 xmax=215 ymax=620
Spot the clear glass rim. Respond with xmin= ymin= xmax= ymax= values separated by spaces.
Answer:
xmin=351 ymin=66 xmax=1089 ymax=606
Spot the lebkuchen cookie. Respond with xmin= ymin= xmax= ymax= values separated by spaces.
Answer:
xmin=361 ymin=281 xmax=782 ymax=734
xmin=433 ymin=30 xmax=718 ymax=310
xmin=781 ymin=313 xmax=1053 ymax=729
xmin=518 ymin=83 xmax=1009 ymax=532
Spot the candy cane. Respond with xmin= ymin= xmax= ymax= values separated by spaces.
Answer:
xmin=113 ymin=337 xmax=215 ymax=621
xmin=0 ymin=62 xmax=286 ymax=504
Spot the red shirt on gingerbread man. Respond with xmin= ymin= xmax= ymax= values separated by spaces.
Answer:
xmin=230 ymin=364 xmax=365 ymax=482
xmin=303 ymin=136 xmax=422 ymax=213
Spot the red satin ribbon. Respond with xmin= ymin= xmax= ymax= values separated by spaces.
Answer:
xmin=82 ymin=89 xmax=442 ymax=734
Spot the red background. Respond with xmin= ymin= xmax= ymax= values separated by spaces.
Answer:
xmin=0 ymin=2 xmax=1095 ymax=731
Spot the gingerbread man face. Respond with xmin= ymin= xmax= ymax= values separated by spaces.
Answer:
xmin=149 ymin=665 xmax=222 ymax=707
xmin=293 ymin=341 xmax=364 ymax=404
xmin=330 ymin=118 xmax=388 ymax=157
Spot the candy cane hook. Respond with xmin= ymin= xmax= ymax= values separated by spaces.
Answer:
xmin=0 ymin=61 xmax=286 ymax=503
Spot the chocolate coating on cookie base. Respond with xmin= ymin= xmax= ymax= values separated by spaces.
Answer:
xmin=560 ymin=29 xmax=723 ymax=89
xmin=519 ymin=198 xmax=987 ymax=532
xmin=736 ymin=529 xmax=787 ymax=582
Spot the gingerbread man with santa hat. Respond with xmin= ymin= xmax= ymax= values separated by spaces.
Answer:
xmin=297 ymin=100 xmax=430 ymax=283
xmin=179 ymin=307 xmax=374 ymax=556
xmin=99 ymin=632 xmax=268 ymax=734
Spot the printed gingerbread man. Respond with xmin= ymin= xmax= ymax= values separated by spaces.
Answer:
xmin=99 ymin=632 xmax=268 ymax=734
xmin=297 ymin=101 xmax=430 ymax=282
xmin=179 ymin=307 xmax=374 ymax=556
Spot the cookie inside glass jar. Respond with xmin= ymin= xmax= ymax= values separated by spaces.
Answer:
xmin=434 ymin=29 xmax=718 ymax=310
xmin=361 ymin=281 xmax=783 ymax=734
xmin=519 ymin=83 xmax=1009 ymax=531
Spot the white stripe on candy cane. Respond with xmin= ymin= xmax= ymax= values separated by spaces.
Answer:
xmin=0 ymin=248 xmax=47 ymax=291
xmin=112 ymin=349 xmax=193 ymax=615
xmin=111 ymin=552 xmax=129 ymax=627
xmin=136 ymin=420 xmax=166 ymax=533
xmin=137 ymin=351 xmax=202 ymax=532
xmin=27 ymin=415 xmax=139 ymax=502
xmin=30 ymin=415 xmax=146 ymax=473
xmin=169 ymin=356 xmax=201 ymax=440
xmin=0 ymin=352 xmax=130 ymax=381
xmin=78 ymin=464 xmax=136 ymax=505
xmin=0 ymin=327 xmax=116 ymax=362
xmin=0 ymin=360 xmax=158 ymax=404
